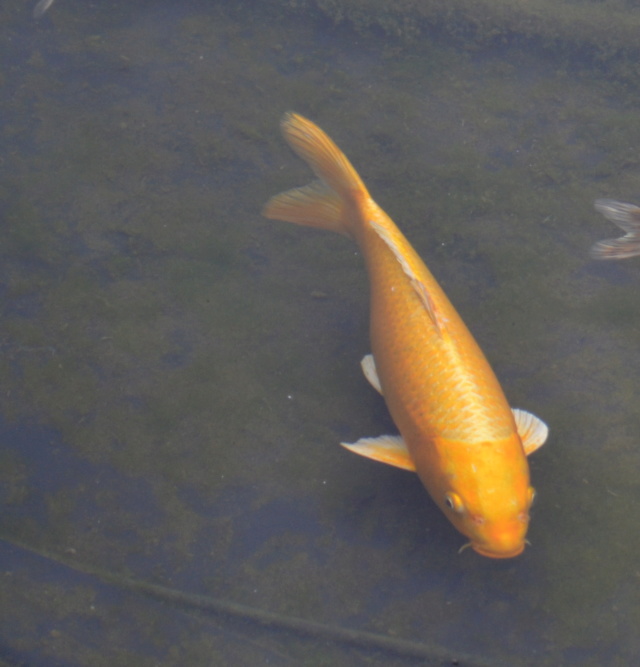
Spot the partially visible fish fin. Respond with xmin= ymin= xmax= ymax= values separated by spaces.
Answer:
xmin=591 ymin=199 xmax=640 ymax=260
xmin=33 ymin=0 xmax=56 ymax=18
xmin=512 ymin=408 xmax=548 ymax=456
xmin=277 ymin=112 xmax=367 ymax=199
xmin=263 ymin=112 xmax=370 ymax=238
xmin=263 ymin=180 xmax=348 ymax=236
xmin=369 ymin=219 xmax=442 ymax=334
xmin=594 ymin=199 xmax=640 ymax=234
xmin=361 ymin=354 xmax=382 ymax=394
xmin=590 ymin=236 xmax=640 ymax=260
xmin=341 ymin=435 xmax=416 ymax=472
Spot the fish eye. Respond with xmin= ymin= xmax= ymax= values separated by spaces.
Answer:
xmin=444 ymin=492 xmax=464 ymax=513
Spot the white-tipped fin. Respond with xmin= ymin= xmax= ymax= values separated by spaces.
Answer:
xmin=369 ymin=219 xmax=441 ymax=334
xmin=512 ymin=408 xmax=548 ymax=456
xmin=361 ymin=354 xmax=382 ymax=394
xmin=341 ymin=435 xmax=416 ymax=471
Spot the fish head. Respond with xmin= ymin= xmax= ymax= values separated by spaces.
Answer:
xmin=428 ymin=436 xmax=536 ymax=558
xmin=443 ymin=484 xmax=536 ymax=559
xmin=467 ymin=501 xmax=534 ymax=558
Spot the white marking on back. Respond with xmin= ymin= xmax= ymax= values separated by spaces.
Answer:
xmin=369 ymin=219 xmax=441 ymax=334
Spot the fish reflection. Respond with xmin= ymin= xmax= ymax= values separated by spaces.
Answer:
xmin=591 ymin=199 xmax=640 ymax=260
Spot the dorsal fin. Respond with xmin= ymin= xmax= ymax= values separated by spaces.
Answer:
xmin=369 ymin=219 xmax=441 ymax=334
xmin=512 ymin=408 xmax=548 ymax=456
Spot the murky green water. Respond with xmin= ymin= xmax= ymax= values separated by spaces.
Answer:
xmin=1 ymin=1 xmax=640 ymax=665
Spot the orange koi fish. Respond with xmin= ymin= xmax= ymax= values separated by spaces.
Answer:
xmin=263 ymin=113 xmax=548 ymax=558
xmin=591 ymin=198 xmax=640 ymax=260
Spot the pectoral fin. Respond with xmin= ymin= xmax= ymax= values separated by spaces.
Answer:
xmin=341 ymin=435 xmax=416 ymax=471
xmin=361 ymin=354 xmax=382 ymax=394
xmin=512 ymin=408 xmax=548 ymax=455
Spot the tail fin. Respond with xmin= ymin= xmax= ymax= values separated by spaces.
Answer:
xmin=262 ymin=112 xmax=369 ymax=237
xmin=591 ymin=199 xmax=640 ymax=260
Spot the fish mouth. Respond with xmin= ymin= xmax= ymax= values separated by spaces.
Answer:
xmin=470 ymin=542 xmax=526 ymax=559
